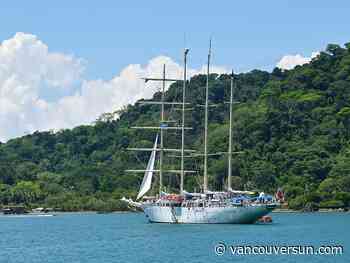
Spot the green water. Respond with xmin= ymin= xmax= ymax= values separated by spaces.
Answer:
xmin=0 ymin=212 xmax=348 ymax=262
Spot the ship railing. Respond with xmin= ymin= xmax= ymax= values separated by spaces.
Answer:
xmin=150 ymin=198 xmax=277 ymax=208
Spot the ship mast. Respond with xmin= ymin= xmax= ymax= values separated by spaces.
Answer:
xmin=227 ymin=70 xmax=234 ymax=191
xmin=203 ymin=39 xmax=211 ymax=193
xmin=181 ymin=48 xmax=189 ymax=194
xmin=226 ymin=70 xmax=242 ymax=191
xmin=159 ymin=64 xmax=166 ymax=194
xmin=127 ymin=57 xmax=196 ymax=197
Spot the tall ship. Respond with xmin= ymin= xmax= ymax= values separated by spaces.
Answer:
xmin=123 ymin=43 xmax=278 ymax=223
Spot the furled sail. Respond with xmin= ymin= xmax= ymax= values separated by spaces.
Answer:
xmin=136 ymin=134 xmax=158 ymax=200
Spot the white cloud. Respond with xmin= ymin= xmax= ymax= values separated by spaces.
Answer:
xmin=276 ymin=52 xmax=319 ymax=70
xmin=0 ymin=33 xmax=228 ymax=142
xmin=0 ymin=33 xmax=84 ymax=141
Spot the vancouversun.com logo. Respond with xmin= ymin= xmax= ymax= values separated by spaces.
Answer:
xmin=214 ymin=242 xmax=344 ymax=256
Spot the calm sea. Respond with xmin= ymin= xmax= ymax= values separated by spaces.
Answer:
xmin=0 ymin=212 xmax=348 ymax=263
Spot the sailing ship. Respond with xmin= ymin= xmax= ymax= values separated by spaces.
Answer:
xmin=123 ymin=44 xmax=278 ymax=223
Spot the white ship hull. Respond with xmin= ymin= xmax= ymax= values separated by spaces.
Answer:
xmin=142 ymin=204 xmax=275 ymax=224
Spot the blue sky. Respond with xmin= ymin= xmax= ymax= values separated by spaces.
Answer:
xmin=0 ymin=0 xmax=349 ymax=79
xmin=0 ymin=1 xmax=349 ymax=141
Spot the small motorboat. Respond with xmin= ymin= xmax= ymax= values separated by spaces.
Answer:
xmin=258 ymin=215 xmax=272 ymax=223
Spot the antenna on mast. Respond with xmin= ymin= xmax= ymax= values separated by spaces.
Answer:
xmin=184 ymin=33 xmax=187 ymax=51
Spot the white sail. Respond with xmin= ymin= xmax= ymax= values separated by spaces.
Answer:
xmin=137 ymin=134 xmax=158 ymax=200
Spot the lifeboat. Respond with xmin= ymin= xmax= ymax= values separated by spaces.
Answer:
xmin=258 ymin=215 xmax=272 ymax=223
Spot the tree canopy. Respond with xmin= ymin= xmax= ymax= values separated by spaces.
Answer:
xmin=1 ymin=42 xmax=350 ymax=211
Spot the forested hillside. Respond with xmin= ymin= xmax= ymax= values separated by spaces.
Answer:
xmin=1 ymin=42 xmax=350 ymax=211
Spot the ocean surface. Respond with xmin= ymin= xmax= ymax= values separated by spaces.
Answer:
xmin=0 ymin=212 xmax=348 ymax=263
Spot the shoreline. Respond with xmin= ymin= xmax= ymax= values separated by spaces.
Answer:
xmin=272 ymin=208 xmax=349 ymax=213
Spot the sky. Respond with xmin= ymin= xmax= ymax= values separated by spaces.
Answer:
xmin=0 ymin=0 xmax=349 ymax=141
